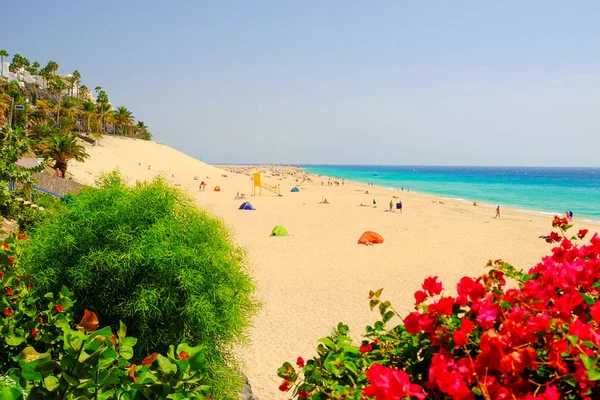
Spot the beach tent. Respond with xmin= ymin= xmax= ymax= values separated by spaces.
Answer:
xmin=214 ymin=186 xmax=221 ymax=192
xmin=239 ymin=201 xmax=255 ymax=210
xmin=291 ymin=187 xmax=300 ymax=192
xmin=358 ymin=231 xmax=384 ymax=245
xmin=271 ymin=225 xmax=289 ymax=236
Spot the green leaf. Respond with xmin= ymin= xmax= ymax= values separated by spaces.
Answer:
xmin=16 ymin=346 xmax=51 ymax=362
xmin=118 ymin=321 xmax=127 ymax=343
xmin=156 ymin=355 xmax=177 ymax=377
xmin=580 ymin=354 xmax=596 ymax=370
xmin=383 ymin=311 xmax=395 ymax=324
xmin=0 ymin=386 xmax=23 ymax=399
xmin=62 ymin=371 xmax=79 ymax=387
xmin=122 ymin=336 xmax=137 ymax=347
xmin=5 ymin=336 xmax=24 ymax=346
xmin=343 ymin=361 xmax=358 ymax=375
xmin=44 ymin=375 xmax=60 ymax=392
xmin=119 ymin=346 xmax=134 ymax=360
xmin=568 ymin=335 xmax=579 ymax=346
xmin=588 ymin=368 xmax=600 ymax=381
xmin=584 ymin=294 xmax=595 ymax=306
xmin=317 ymin=337 xmax=336 ymax=349
xmin=369 ymin=299 xmax=379 ymax=310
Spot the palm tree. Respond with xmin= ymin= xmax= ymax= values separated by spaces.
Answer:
xmin=49 ymin=76 xmax=67 ymax=125
xmin=45 ymin=60 xmax=59 ymax=75
xmin=0 ymin=49 xmax=8 ymax=78
xmin=10 ymin=54 xmax=25 ymax=80
xmin=136 ymin=121 xmax=151 ymax=140
xmin=78 ymin=85 xmax=88 ymax=100
xmin=38 ymin=131 xmax=89 ymax=178
xmin=96 ymin=90 xmax=109 ymax=132
xmin=113 ymin=106 xmax=135 ymax=134
xmin=94 ymin=86 xmax=101 ymax=95
xmin=39 ymin=66 xmax=51 ymax=89
xmin=66 ymin=75 xmax=78 ymax=98
xmin=68 ymin=70 xmax=81 ymax=97
xmin=29 ymin=61 xmax=40 ymax=76
xmin=81 ymin=101 xmax=96 ymax=132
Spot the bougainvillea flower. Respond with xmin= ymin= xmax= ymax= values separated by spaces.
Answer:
xmin=363 ymin=363 xmax=426 ymax=400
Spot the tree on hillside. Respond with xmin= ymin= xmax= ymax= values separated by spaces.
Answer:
xmin=135 ymin=121 xmax=151 ymax=140
xmin=96 ymin=90 xmax=109 ymax=133
xmin=10 ymin=54 xmax=26 ymax=80
xmin=81 ymin=101 xmax=96 ymax=132
xmin=49 ymin=76 xmax=67 ymax=125
xmin=29 ymin=61 xmax=40 ymax=75
xmin=78 ymin=84 xmax=88 ymax=100
xmin=0 ymin=125 xmax=45 ymax=206
xmin=66 ymin=70 xmax=81 ymax=97
xmin=0 ymin=49 xmax=8 ymax=78
xmin=114 ymin=106 xmax=134 ymax=135
xmin=94 ymin=86 xmax=101 ymax=94
xmin=37 ymin=130 xmax=88 ymax=178
xmin=45 ymin=60 xmax=59 ymax=75
xmin=39 ymin=66 xmax=51 ymax=89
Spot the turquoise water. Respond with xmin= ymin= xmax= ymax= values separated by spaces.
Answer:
xmin=303 ymin=165 xmax=600 ymax=221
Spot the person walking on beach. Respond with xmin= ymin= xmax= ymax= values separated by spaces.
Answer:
xmin=389 ymin=200 xmax=393 ymax=212
xmin=399 ymin=201 xmax=403 ymax=213
xmin=373 ymin=198 xmax=377 ymax=208
xmin=495 ymin=206 xmax=500 ymax=218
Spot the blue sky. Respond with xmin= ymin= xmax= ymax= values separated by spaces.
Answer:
xmin=3 ymin=1 xmax=600 ymax=166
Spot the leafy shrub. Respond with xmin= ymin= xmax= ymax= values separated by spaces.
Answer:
xmin=1 ymin=234 xmax=213 ymax=399
xmin=280 ymin=218 xmax=600 ymax=399
xmin=21 ymin=173 xmax=258 ymax=397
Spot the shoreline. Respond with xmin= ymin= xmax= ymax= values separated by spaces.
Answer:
xmin=303 ymin=168 xmax=600 ymax=225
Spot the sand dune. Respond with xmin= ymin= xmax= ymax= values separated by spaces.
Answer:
xmin=69 ymin=136 xmax=598 ymax=398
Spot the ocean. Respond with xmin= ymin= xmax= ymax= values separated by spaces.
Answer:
xmin=302 ymin=165 xmax=600 ymax=221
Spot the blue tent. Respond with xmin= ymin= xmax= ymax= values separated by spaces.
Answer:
xmin=239 ymin=201 xmax=255 ymax=210
xmin=291 ymin=187 xmax=300 ymax=192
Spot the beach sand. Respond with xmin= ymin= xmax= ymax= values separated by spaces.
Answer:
xmin=69 ymin=136 xmax=598 ymax=398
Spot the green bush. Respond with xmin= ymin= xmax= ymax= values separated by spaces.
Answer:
xmin=20 ymin=173 xmax=259 ymax=397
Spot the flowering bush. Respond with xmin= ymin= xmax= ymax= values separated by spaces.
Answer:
xmin=279 ymin=217 xmax=600 ymax=399
xmin=1 ymin=233 xmax=217 ymax=399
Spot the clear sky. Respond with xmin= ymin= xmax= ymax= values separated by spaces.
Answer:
xmin=3 ymin=1 xmax=599 ymax=166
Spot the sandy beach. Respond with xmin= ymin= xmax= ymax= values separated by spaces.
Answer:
xmin=69 ymin=136 xmax=599 ymax=398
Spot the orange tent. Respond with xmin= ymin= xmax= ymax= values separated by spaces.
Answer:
xmin=358 ymin=231 xmax=384 ymax=245
xmin=214 ymin=186 xmax=221 ymax=192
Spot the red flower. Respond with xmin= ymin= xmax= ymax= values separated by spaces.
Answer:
xmin=578 ymin=229 xmax=589 ymax=239
xmin=31 ymin=329 xmax=39 ymax=339
xmin=7 ymin=256 xmax=14 ymax=262
xmin=278 ymin=381 xmax=290 ymax=392
xmin=429 ymin=297 xmax=455 ymax=316
xmin=17 ymin=234 xmax=26 ymax=240
xmin=6 ymin=288 xmax=13 ymax=296
xmin=296 ymin=356 xmax=305 ymax=367
xmin=2 ymin=243 xmax=8 ymax=250
xmin=414 ymin=290 xmax=427 ymax=304
xmin=3 ymin=307 xmax=13 ymax=317
xmin=363 ymin=363 xmax=426 ymax=400
xmin=545 ymin=231 xmax=561 ymax=243
xmin=360 ymin=343 xmax=373 ymax=354
xmin=55 ymin=304 xmax=64 ymax=313
xmin=453 ymin=318 xmax=474 ymax=347
xmin=298 ymin=390 xmax=309 ymax=398
xmin=178 ymin=351 xmax=190 ymax=360
xmin=422 ymin=276 xmax=443 ymax=296
xmin=590 ymin=302 xmax=600 ymax=324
